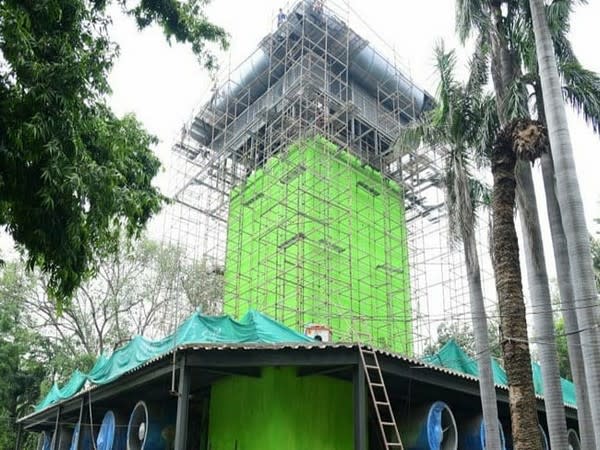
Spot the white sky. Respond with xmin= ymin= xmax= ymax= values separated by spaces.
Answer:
xmin=107 ymin=0 xmax=600 ymax=244
xmin=4 ymin=1 xmax=598 ymax=275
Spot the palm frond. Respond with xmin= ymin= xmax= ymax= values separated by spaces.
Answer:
xmin=560 ymin=61 xmax=600 ymax=133
xmin=502 ymin=76 xmax=529 ymax=122
xmin=472 ymin=94 xmax=500 ymax=165
xmin=455 ymin=0 xmax=489 ymax=42
xmin=445 ymin=149 xmax=474 ymax=245
xmin=466 ymin=33 xmax=490 ymax=97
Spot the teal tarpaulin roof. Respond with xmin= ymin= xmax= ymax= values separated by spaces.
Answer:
xmin=36 ymin=310 xmax=313 ymax=411
xmin=422 ymin=339 xmax=576 ymax=407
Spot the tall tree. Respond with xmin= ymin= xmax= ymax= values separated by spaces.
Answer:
xmin=456 ymin=2 xmax=572 ymax=447
xmin=0 ymin=0 xmax=228 ymax=305
xmin=513 ymin=2 xmax=600 ymax=444
xmin=491 ymin=118 xmax=546 ymax=450
xmin=400 ymin=45 xmax=503 ymax=450
xmin=0 ymin=265 xmax=48 ymax=449
xmin=529 ymin=0 xmax=600 ymax=445
xmin=10 ymin=237 xmax=223 ymax=366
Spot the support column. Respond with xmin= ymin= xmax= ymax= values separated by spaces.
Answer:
xmin=14 ymin=423 xmax=22 ymax=450
xmin=174 ymin=357 xmax=191 ymax=450
xmin=353 ymin=363 xmax=367 ymax=450
xmin=51 ymin=407 xmax=60 ymax=450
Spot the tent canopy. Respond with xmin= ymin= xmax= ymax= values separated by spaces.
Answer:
xmin=422 ymin=339 xmax=576 ymax=407
xmin=35 ymin=310 xmax=313 ymax=411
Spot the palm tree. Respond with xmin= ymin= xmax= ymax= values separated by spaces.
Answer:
xmin=515 ymin=2 xmax=600 ymax=445
xmin=399 ymin=44 xmax=503 ymax=450
xmin=491 ymin=117 xmax=546 ymax=450
xmin=529 ymin=0 xmax=600 ymax=445
xmin=455 ymin=2 xmax=569 ymax=447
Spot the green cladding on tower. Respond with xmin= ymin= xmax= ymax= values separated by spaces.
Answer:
xmin=224 ymin=137 xmax=412 ymax=353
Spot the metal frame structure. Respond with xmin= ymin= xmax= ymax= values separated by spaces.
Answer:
xmin=163 ymin=0 xmax=496 ymax=352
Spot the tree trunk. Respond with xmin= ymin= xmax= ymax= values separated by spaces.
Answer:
xmin=529 ymin=0 xmax=600 ymax=444
xmin=488 ymin=6 xmax=567 ymax=445
xmin=464 ymin=227 xmax=503 ymax=450
xmin=541 ymin=152 xmax=595 ymax=448
xmin=515 ymin=162 xmax=568 ymax=449
xmin=535 ymin=80 xmax=596 ymax=448
xmin=491 ymin=128 xmax=542 ymax=450
xmin=449 ymin=150 xmax=502 ymax=450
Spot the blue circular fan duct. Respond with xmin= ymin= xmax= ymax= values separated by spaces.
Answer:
xmin=69 ymin=420 xmax=95 ymax=450
xmin=567 ymin=428 xmax=581 ymax=450
xmin=459 ymin=416 xmax=506 ymax=450
xmin=539 ymin=425 xmax=549 ymax=450
xmin=41 ymin=431 xmax=53 ymax=450
xmin=96 ymin=411 xmax=126 ymax=450
xmin=398 ymin=401 xmax=458 ymax=450
xmin=127 ymin=401 xmax=176 ymax=450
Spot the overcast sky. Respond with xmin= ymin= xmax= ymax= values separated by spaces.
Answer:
xmin=108 ymin=0 xmax=600 ymax=242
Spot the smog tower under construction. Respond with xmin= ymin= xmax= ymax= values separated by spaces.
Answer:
xmin=168 ymin=0 xmax=454 ymax=354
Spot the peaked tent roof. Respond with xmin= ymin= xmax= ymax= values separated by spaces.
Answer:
xmin=422 ymin=339 xmax=576 ymax=407
xmin=36 ymin=310 xmax=313 ymax=411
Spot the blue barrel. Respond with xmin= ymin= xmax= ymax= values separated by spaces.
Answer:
xmin=70 ymin=421 xmax=96 ymax=450
xmin=96 ymin=411 xmax=127 ymax=450
xmin=126 ymin=401 xmax=176 ymax=450
xmin=459 ymin=416 xmax=506 ymax=450
xmin=567 ymin=428 xmax=581 ymax=450
xmin=397 ymin=401 xmax=458 ymax=450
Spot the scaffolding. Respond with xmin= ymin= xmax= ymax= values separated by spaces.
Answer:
xmin=162 ymin=0 xmax=495 ymax=354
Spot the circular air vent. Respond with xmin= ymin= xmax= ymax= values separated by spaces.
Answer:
xmin=433 ymin=402 xmax=457 ymax=450
xmin=568 ymin=428 xmax=581 ymax=450
xmin=127 ymin=401 xmax=149 ymax=450
xmin=480 ymin=418 xmax=506 ymax=450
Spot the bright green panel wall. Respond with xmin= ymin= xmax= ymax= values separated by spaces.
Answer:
xmin=224 ymin=137 xmax=412 ymax=353
xmin=208 ymin=367 xmax=353 ymax=450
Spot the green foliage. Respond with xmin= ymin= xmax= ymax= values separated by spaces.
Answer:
xmin=0 ymin=236 xmax=223 ymax=435
xmin=592 ymin=235 xmax=600 ymax=291
xmin=0 ymin=264 xmax=48 ymax=447
xmin=397 ymin=43 xmax=496 ymax=244
xmin=0 ymin=0 xmax=228 ymax=305
xmin=553 ymin=317 xmax=572 ymax=380
xmin=423 ymin=321 xmax=502 ymax=359
xmin=127 ymin=0 xmax=229 ymax=69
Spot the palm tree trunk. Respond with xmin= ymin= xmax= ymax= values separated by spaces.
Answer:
xmin=541 ymin=152 xmax=596 ymax=449
xmin=488 ymin=16 xmax=564 ymax=446
xmin=491 ymin=127 xmax=542 ymax=450
xmin=488 ymin=6 xmax=568 ymax=444
xmin=529 ymin=0 xmax=600 ymax=444
xmin=534 ymin=80 xmax=596 ymax=448
xmin=451 ymin=151 xmax=502 ymax=450
xmin=515 ymin=162 xmax=568 ymax=449
xmin=464 ymin=232 xmax=503 ymax=450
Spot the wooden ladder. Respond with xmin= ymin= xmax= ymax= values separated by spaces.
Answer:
xmin=358 ymin=346 xmax=404 ymax=450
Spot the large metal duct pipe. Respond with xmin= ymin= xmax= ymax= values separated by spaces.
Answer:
xmin=126 ymin=401 xmax=176 ymax=450
xmin=212 ymin=49 xmax=270 ymax=113
xmin=568 ymin=428 xmax=581 ymax=450
xmin=209 ymin=1 xmax=428 ymax=117
xmin=458 ymin=416 xmax=506 ymax=450
xmin=349 ymin=46 xmax=427 ymax=114
xmin=397 ymin=401 xmax=458 ymax=450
